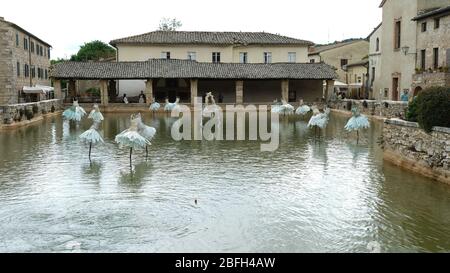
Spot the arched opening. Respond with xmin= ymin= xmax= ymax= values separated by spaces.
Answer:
xmin=414 ymin=86 xmax=423 ymax=97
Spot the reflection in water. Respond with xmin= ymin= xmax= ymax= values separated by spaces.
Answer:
xmin=119 ymin=162 xmax=152 ymax=190
xmin=0 ymin=113 xmax=449 ymax=253
xmin=82 ymin=161 xmax=103 ymax=184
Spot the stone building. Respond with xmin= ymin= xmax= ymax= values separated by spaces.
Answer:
xmin=343 ymin=59 xmax=369 ymax=99
xmin=109 ymin=31 xmax=315 ymax=99
xmin=412 ymin=5 xmax=450 ymax=94
xmin=0 ymin=17 xmax=52 ymax=105
xmin=50 ymin=59 xmax=337 ymax=106
xmin=369 ymin=0 xmax=449 ymax=101
xmin=368 ymin=23 xmax=383 ymax=99
xmin=308 ymin=39 xmax=369 ymax=84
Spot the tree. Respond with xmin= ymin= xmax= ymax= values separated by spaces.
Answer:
xmin=70 ymin=40 xmax=116 ymax=62
xmin=50 ymin=58 xmax=67 ymax=65
xmin=158 ymin=17 xmax=182 ymax=31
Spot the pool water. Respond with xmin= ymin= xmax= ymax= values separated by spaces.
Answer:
xmin=0 ymin=113 xmax=449 ymax=253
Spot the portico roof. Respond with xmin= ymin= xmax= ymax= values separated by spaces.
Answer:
xmin=50 ymin=59 xmax=337 ymax=80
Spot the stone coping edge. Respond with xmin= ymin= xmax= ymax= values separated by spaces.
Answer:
xmin=384 ymin=118 xmax=450 ymax=134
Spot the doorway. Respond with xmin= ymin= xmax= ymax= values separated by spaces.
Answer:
xmin=414 ymin=86 xmax=423 ymax=97
xmin=288 ymin=90 xmax=297 ymax=103
xmin=392 ymin=77 xmax=399 ymax=101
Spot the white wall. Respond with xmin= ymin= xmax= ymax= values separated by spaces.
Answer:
xmin=116 ymin=43 xmax=309 ymax=96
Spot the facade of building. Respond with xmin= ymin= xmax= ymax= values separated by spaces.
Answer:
xmin=370 ymin=0 xmax=449 ymax=101
xmin=50 ymin=60 xmax=337 ymax=106
xmin=308 ymin=39 xmax=369 ymax=84
xmin=368 ymin=23 xmax=383 ymax=99
xmin=412 ymin=5 xmax=450 ymax=94
xmin=343 ymin=59 xmax=369 ymax=99
xmin=109 ymin=31 xmax=314 ymax=98
xmin=0 ymin=17 xmax=52 ymax=105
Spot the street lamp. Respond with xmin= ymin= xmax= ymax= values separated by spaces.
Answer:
xmin=401 ymin=46 xmax=410 ymax=55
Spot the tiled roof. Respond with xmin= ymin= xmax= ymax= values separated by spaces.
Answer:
xmin=412 ymin=6 xmax=450 ymax=21
xmin=308 ymin=39 xmax=367 ymax=55
xmin=0 ymin=18 xmax=52 ymax=47
xmin=343 ymin=60 xmax=369 ymax=70
xmin=50 ymin=59 xmax=337 ymax=80
xmin=110 ymin=31 xmax=313 ymax=46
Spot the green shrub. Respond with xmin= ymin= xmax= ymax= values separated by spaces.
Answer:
xmin=86 ymin=88 xmax=101 ymax=97
xmin=19 ymin=108 xmax=25 ymax=119
xmin=32 ymin=105 xmax=39 ymax=114
xmin=25 ymin=108 xmax=34 ymax=120
xmin=415 ymin=87 xmax=450 ymax=132
xmin=406 ymin=97 xmax=419 ymax=122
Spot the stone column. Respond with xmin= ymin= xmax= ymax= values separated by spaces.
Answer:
xmin=190 ymin=79 xmax=198 ymax=106
xmin=100 ymin=80 xmax=109 ymax=106
xmin=68 ymin=80 xmax=76 ymax=99
xmin=145 ymin=79 xmax=153 ymax=105
xmin=281 ymin=79 xmax=289 ymax=102
xmin=325 ymin=80 xmax=335 ymax=102
xmin=53 ymin=80 xmax=62 ymax=100
xmin=236 ymin=80 xmax=244 ymax=104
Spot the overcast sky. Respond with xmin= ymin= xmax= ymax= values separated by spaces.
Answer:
xmin=3 ymin=0 xmax=382 ymax=59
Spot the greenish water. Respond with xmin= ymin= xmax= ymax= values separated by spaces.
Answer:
xmin=0 ymin=113 xmax=449 ymax=253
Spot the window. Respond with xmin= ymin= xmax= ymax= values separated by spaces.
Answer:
xmin=47 ymin=48 xmax=51 ymax=59
xmin=264 ymin=52 xmax=272 ymax=64
xmin=161 ymin=52 xmax=170 ymax=59
xmin=187 ymin=52 xmax=197 ymax=61
xmin=31 ymin=41 xmax=35 ymax=53
xmin=15 ymin=33 xmax=19 ymax=46
xmin=24 ymin=37 xmax=28 ymax=50
xmin=310 ymin=59 xmax=315 ymax=63
xmin=239 ymin=52 xmax=248 ymax=64
xmin=421 ymin=22 xmax=427 ymax=32
xmin=434 ymin=18 xmax=440 ymax=29
xmin=288 ymin=52 xmax=296 ymax=63
xmin=45 ymin=69 xmax=48 ymax=80
xmin=17 ymin=62 xmax=20 ymax=77
xmin=433 ymin=48 xmax=439 ymax=69
xmin=371 ymin=67 xmax=375 ymax=85
xmin=340 ymin=59 xmax=348 ymax=68
xmin=40 ymin=46 xmax=43 ymax=56
xmin=376 ymin=38 xmax=380 ymax=52
xmin=394 ymin=20 xmax=401 ymax=49
xmin=31 ymin=66 xmax=36 ymax=78
xmin=420 ymin=49 xmax=426 ymax=70
xmin=24 ymin=64 xmax=29 ymax=78
xmin=212 ymin=52 xmax=221 ymax=63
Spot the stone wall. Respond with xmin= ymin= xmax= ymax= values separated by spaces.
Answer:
xmin=0 ymin=99 xmax=63 ymax=126
xmin=0 ymin=17 xmax=51 ymax=105
xmin=412 ymin=72 xmax=450 ymax=92
xmin=0 ymin=19 xmax=14 ymax=105
xmin=329 ymin=99 xmax=409 ymax=119
xmin=382 ymin=119 xmax=450 ymax=184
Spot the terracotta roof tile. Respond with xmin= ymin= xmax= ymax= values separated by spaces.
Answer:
xmin=50 ymin=59 xmax=337 ymax=80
